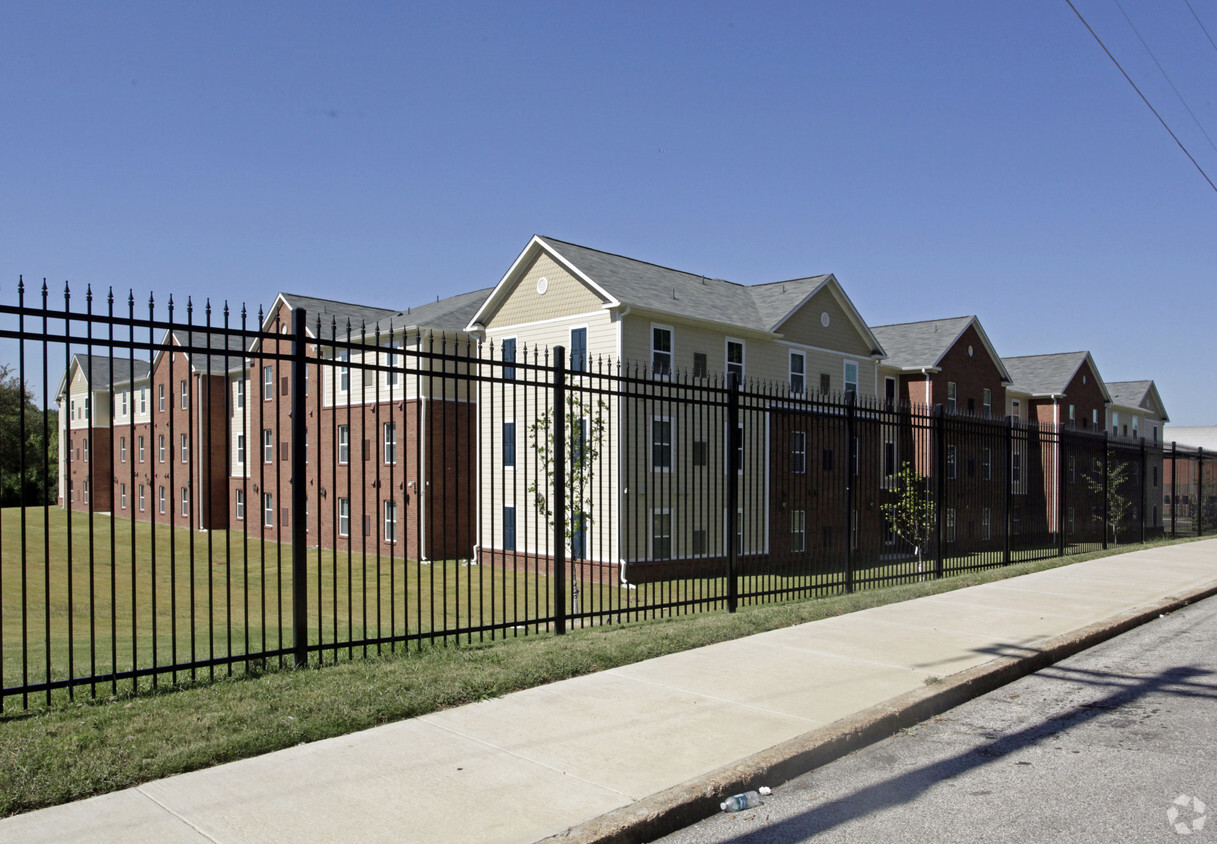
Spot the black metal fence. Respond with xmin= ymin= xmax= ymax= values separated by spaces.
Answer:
xmin=0 ymin=281 xmax=1211 ymax=710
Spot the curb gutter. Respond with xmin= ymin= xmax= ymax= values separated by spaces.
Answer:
xmin=546 ymin=582 xmax=1217 ymax=844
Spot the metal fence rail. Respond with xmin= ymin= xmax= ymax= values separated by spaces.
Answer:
xmin=0 ymin=282 xmax=1208 ymax=709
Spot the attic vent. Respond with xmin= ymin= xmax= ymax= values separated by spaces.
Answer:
xmin=536 ymin=277 xmax=549 ymax=295
xmin=820 ymin=312 xmax=830 ymax=328
xmin=673 ymin=288 xmax=679 ymax=300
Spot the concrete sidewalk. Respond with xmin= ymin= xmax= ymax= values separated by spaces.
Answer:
xmin=4 ymin=541 xmax=1216 ymax=844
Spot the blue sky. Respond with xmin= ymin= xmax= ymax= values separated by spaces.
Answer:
xmin=4 ymin=1 xmax=1216 ymax=423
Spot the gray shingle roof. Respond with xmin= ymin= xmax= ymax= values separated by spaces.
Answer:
xmin=169 ymin=329 xmax=250 ymax=375
xmin=277 ymin=293 xmax=398 ymax=339
xmin=355 ymin=287 xmax=494 ymax=339
xmin=1105 ymin=380 xmax=1152 ymax=409
xmin=1002 ymin=351 xmax=1092 ymax=396
xmin=69 ymin=354 xmax=151 ymax=391
xmin=871 ymin=316 xmax=975 ymax=370
xmin=537 ymin=237 xmax=829 ymax=334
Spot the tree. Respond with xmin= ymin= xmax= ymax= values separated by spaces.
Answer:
xmin=880 ymin=462 xmax=935 ymax=576
xmin=0 ymin=365 xmax=58 ymax=507
xmin=1086 ymin=460 xmax=1133 ymax=545
xmin=527 ymin=391 xmax=609 ymax=614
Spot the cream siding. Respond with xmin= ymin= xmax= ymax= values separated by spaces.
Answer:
xmin=483 ymin=253 xmax=606 ymax=330
xmin=777 ymin=287 xmax=875 ymax=358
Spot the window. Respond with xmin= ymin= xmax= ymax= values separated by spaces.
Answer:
xmin=503 ymin=422 xmax=516 ymax=468
xmin=180 ymin=379 xmax=188 ymax=410
xmin=338 ymin=425 xmax=350 ymax=464
xmin=139 ymin=387 xmax=147 ymax=413
xmin=946 ymin=508 xmax=956 ymax=543
xmin=946 ymin=444 xmax=957 ymax=479
xmin=181 ymin=487 xmax=189 ymax=517
xmin=1092 ymin=408 xmax=1098 ymax=428
xmin=820 ymin=373 xmax=832 ymax=394
xmin=235 ymin=489 xmax=244 ymax=520
xmin=1068 ymin=404 xmax=1076 ymax=423
xmin=236 ymin=434 xmax=245 ymax=465
xmin=692 ymin=440 xmax=708 ymax=467
xmin=1011 ymin=399 xmax=1021 ymax=420
xmin=502 ymin=337 xmax=517 ymax=380
xmin=983 ymin=388 xmax=992 ymax=417
xmin=158 ymin=486 xmax=165 ymax=514
xmin=337 ymin=350 xmax=350 ymax=392
xmin=652 ymin=325 xmax=673 ymax=377
xmin=791 ymin=510 xmax=806 ymax=553
xmin=883 ymin=440 xmax=897 ymax=484
xmin=119 ymin=436 xmax=126 ymax=462
xmin=843 ymin=361 xmax=858 ymax=398
xmin=503 ymin=506 xmax=516 ymax=551
xmin=384 ymin=500 xmax=397 ymax=543
xmin=1153 ymin=424 xmax=1159 ymax=444
xmin=693 ymin=352 xmax=708 ymax=379
xmin=159 ymin=434 xmax=165 ymax=462
xmin=947 ymin=381 xmax=957 ymax=413
xmin=982 ymin=507 xmax=992 ymax=540
xmin=982 ymin=447 xmax=992 ymax=480
xmin=138 ymin=436 xmax=145 ymax=462
xmin=236 ymin=378 xmax=245 ymax=409
xmin=789 ymin=351 xmax=805 ymax=393
xmin=338 ymin=498 xmax=350 ymax=536
xmin=651 ymin=510 xmax=672 ymax=559
xmin=83 ymin=439 xmax=89 ymax=462
xmin=263 ymin=492 xmax=273 ymax=527
xmin=121 ymin=391 xmax=128 ymax=415
xmin=570 ymin=327 xmax=587 ymax=372
xmin=158 ymin=385 xmax=165 ymax=412
xmin=1012 ymin=453 xmax=1022 ymax=484
xmin=386 ymin=341 xmax=403 ymax=388
xmin=181 ymin=433 xmax=189 ymax=463
xmin=733 ymin=423 xmax=745 ymax=474
xmin=118 ymin=482 xmax=125 ymax=509
xmin=726 ymin=339 xmax=744 ymax=384
xmin=263 ymin=366 xmax=274 ymax=400
xmin=263 ymin=429 xmax=273 ymax=463
xmin=383 ymin=422 xmax=397 ymax=464
xmin=651 ymin=417 xmax=672 ymax=471
xmin=138 ymin=485 xmax=145 ymax=511
xmin=791 ymin=431 xmax=806 ymax=474
xmin=885 ymin=377 xmax=897 ymax=408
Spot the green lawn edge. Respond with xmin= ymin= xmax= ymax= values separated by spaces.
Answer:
xmin=0 ymin=536 xmax=1204 ymax=818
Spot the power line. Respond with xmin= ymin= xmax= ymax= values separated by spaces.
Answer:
xmin=1064 ymin=0 xmax=1217 ymax=195
xmin=1113 ymin=0 xmax=1217 ymax=157
xmin=1183 ymin=0 xmax=1217 ymax=59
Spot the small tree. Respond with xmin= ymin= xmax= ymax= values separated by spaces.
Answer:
xmin=528 ymin=391 xmax=609 ymax=613
xmin=880 ymin=462 xmax=935 ymax=575
xmin=1086 ymin=460 xmax=1133 ymax=545
xmin=0 ymin=365 xmax=58 ymax=507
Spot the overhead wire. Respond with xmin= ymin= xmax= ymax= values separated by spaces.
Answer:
xmin=1183 ymin=0 xmax=1217 ymax=59
xmin=1064 ymin=0 xmax=1217 ymax=195
xmin=1112 ymin=0 xmax=1217 ymax=156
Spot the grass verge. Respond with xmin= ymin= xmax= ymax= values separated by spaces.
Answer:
xmin=0 ymin=536 xmax=1205 ymax=818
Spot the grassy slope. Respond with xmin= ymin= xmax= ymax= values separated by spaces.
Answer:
xmin=0 ymin=537 xmax=1202 ymax=818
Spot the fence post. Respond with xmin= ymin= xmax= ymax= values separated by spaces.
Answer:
xmin=1139 ymin=438 xmax=1147 ymax=544
xmin=1004 ymin=415 xmax=1012 ymax=565
xmin=1057 ymin=429 xmax=1066 ymax=558
xmin=725 ymin=372 xmax=740 ymax=611
xmin=552 ymin=346 xmax=567 ymax=634
xmin=1198 ymin=448 xmax=1205 ymax=537
xmin=1170 ymin=442 xmax=1177 ymax=538
xmin=290 ymin=307 xmax=308 ymax=668
xmin=1102 ymin=433 xmax=1109 ymax=551
xmin=933 ymin=403 xmax=945 ymax=579
xmin=843 ymin=389 xmax=855 ymax=593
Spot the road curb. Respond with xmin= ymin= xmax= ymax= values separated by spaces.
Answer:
xmin=545 ymin=582 xmax=1217 ymax=844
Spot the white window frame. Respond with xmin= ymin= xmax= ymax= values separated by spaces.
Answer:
xmin=263 ymin=492 xmax=274 ymax=527
xmin=236 ymin=434 xmax=245 ymax=465
xmin=158 ymin=485 xmax=165 ymax=514
xmin=337 ymin=350 xmax=350 ymax=393
xmin=180 ymin=379 xmax=188 ymax=410
xmin=384 ymin=499 xmax=397 ymax=544
xmin=338 ymin=425 xmax=350 ymax=465
xmin=138 ymin=485 xmax=145 ymax=512
xmin=181 ymin=432 xmax=189 ymax=463
xmin=338 ymin=497 xmax=350 ymax=537
xmin=791 ymin=509 xmax=806 ymax=553
xmin=982 ymin=387 xmax=992 ymax=416
xmin=386 ymin=340 xmax=403 ymax=388
xmin=791 ymin=431 xmax=807 ymax=474
xmin=158 ymin=384 xmax=165 ymax=412
xmin=651 ymin=416 xmax=672 ymax=473
xmin=946 ymin=381 xmax=957 ymax=413
xmin=235 ymin=488 xmax=245 ymax=520
xmin=843 ymin=360 xmax=859 ymax=397
xmin=651 ymin=324 xmax=673 ymax=379
xmin=181 ymin=486 xmax=189 ymax=518
xmin=789 ymin=350 xmax=805 ymax=394
xmin=725 ymin=338 xmax=745 ymax=384
xmin=982 ymin=507 xmax=991 ymax=540
xmin=569 ymin=326 xmax=589 ymax=373
xmin=139 ymin=387 xmax=146 ymax=413
xmin=383 ymin=421 xmax=397 ymax=464
xmin=159 ymin=434 xmax=165 ymax=462
xmin=138 ymin=435 xmax=145 ymax=463
xmin=236 ymin=378 xmax=245 ymax=409
xmin=119 ymin=436 xmax=126 ymax=462
xmin=263 ymin=365 xmax=274 ymax=401
xmin=263 ymin=429 xmax=273 ymax=463
xmin=650 ymin=508 xmax=672 ymax=560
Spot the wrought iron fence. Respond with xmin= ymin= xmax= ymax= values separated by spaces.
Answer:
xmin=0 ymin=281 xmax=1208 ymax=709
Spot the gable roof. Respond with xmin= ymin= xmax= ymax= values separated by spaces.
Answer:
xmin=469 ymin=236 xmax=884 ymax=353
xmin=1002 ymin=351 xmax=1111 ymax=402
xmin=253 ymin=293 xmax=398 ymax=347
xmin=351 ymin=287 xmax=494 ymax=341
xmin=872 ymin=315 xmax=1010 ymax=381
xmin=1106 ymin=380 xmax=1169 ymax=422
xmin=57 ymin=353 xmax=151 ymax=399
xmin=167 ymin=329 xmax=250 ymax=375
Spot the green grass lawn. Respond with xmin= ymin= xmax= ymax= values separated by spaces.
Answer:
xmin=0 ymin=533 xmax=1205 ymax=818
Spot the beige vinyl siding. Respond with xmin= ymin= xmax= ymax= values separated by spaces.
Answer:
xmin=777 ymin=287 xmax=875 ymax=358
xmin=320 ymin=329 xmax=475 ymax=408
xmin=484 ymin=253 xmax=606 ymax=330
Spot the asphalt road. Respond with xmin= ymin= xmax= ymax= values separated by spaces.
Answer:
xmin=657 ymin=595 xmax=1217 ymax=843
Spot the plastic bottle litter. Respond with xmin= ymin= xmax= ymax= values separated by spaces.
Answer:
xmin=720 ymin=787 xmax=771 ymax=812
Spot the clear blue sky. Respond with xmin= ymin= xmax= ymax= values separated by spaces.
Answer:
xmin=4 ymin=1 xmax=1215 ymax=424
